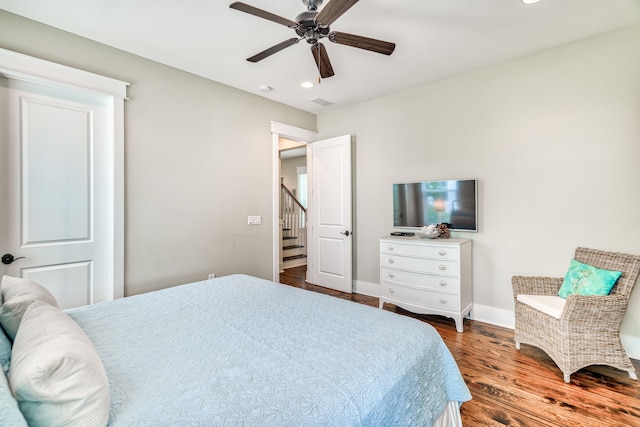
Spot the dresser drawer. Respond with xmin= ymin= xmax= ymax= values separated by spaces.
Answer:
xmin=380 ymin=254 xmax=459 ymax=275
xmin=381 ymin=284 xmax=460 ymax=311
xmin=380 ymin=267 xmax=460 ymax=293
xmin=380 ymin=240 xmax=459 ymax=260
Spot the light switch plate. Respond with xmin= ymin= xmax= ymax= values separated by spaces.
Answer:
xmin=248 ymin=215 xmax=262 ymax=225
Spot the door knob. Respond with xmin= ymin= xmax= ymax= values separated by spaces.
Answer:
xmin=1 ymin=254 xmax=25 ymax=265
xmin=340 ymin=230 xmax=351 ymax=236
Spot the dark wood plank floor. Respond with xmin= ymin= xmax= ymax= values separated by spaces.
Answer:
xmin=280 ymin=266 xmax=640 ymax=427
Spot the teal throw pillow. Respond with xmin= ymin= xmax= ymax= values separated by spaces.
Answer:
xmin=558 ymin=259 xmax=622 ymax=299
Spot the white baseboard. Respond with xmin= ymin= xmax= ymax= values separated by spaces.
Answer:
xmin=353 ymin=284 xmax=640 ymax=360
xmin=353 ymin=279 xmax=380 ymax=298
xmin=472 ymin=303 xmax=515 ymax=330
xmin=621 ymin=334 xmax=640 ymax=360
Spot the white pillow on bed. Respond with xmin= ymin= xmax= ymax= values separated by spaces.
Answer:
xmin=0 ymin=275 xmax=58 ymax=340
xmin=9 ymin=300 xmax=110 ymax=427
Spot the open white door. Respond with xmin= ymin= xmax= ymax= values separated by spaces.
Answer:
xmin=307 ymin=135 xmax=352 ymax=293
xmin=0 ymin=49 xmax=126 ymax=309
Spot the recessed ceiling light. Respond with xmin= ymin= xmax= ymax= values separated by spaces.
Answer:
xmin=522 ymin=0 xmax=541 ymax=4
xmin=259 ymin=84 xmax=273 ymax=93
xmin=301 ymin=81 xmax=314 ymax=89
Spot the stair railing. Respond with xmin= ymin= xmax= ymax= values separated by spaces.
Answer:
xmin=280 ymin=184 xmax=307 ymax=256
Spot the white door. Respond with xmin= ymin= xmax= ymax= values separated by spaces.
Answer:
xmin=0 ymin=77 xmax=114 ymax=309
xmin=308 ymin=135 xmax=352 ymax=293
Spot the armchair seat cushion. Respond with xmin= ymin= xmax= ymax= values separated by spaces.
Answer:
xmin=517 ymin=294 xmax=566 ymax=319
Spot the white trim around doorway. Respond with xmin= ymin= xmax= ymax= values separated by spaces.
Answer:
xmin=270 ymin=121 xmax=317 ymax=283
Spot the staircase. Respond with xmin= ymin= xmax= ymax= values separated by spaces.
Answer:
xmin=281 ymin=184 xmax=307 ymax=270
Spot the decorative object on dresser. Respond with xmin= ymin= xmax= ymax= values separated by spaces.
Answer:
xmin=436 ymin=223 xmax=451 ymax=239
xmin=379 ymin=236 xmax=473 ymax=332
xmin=417 ymin=224 xmax=439 ymax=239
xmin=512 ymin=247 xmax=640 ymax=383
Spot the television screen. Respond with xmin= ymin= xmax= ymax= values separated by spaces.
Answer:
xmin=393 ymin=179 xmax=477 ymax=231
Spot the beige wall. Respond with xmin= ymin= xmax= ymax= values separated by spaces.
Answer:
xmin=280 ymin=156 xmax=306 ymax=195
xmin=318 ymin=24 xmax=640 ymax=351
xmin=0 ymin=10 xmax=316 ymax=296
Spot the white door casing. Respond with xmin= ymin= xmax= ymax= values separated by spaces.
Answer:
xmin=0 ymin=48 xmax=127 ymax=308
xmin=307 ymin=134 xmax=352 ymax=293
xmin=270 ymin=122 xmax=317 ymax=282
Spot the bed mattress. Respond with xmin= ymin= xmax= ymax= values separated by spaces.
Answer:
xmin=67 ymin=274 xmax=471 ymax=426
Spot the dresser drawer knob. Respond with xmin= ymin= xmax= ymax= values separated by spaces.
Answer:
xmin=388 ymin=272 xmax=395 ymax=279
xmin=388 ymin=245 xmax=395 ymax=251
xmin=439 ymin=249 xmax=447 ymax=256
xmin=388 ymin=258 xmax=395 ymax=264
xmin=439 ymin=298 xmax=448 ymax=305
xmin=388 ymin=288 xmax=395 ymax=294
xmin=439 ymin=280 xmax=447 ymax=287
xmin=438 ymin=264 xmax=447 ymax=271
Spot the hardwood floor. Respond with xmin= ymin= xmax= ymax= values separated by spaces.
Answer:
xmin=280 ymin=266 xmax=640 ymax=427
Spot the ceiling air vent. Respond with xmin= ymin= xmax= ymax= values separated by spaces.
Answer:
xmin=310 ymin=97 xmax=334 ymax=107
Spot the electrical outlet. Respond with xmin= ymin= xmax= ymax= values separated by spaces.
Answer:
xmin=208 ymin=273 xmax=216 ymax=280
xmin=248 ymin=215 xmax=262 ymax=225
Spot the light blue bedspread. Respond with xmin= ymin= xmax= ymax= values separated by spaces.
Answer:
xmin=67 ymin=274 xmax=471 ymax=426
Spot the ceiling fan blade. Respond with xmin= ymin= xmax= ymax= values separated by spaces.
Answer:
xmin=329 ymin=31 xmax=395 ymax=55
xmin=311 ymin=43 xmax=335 ymax=78
xmin=247 ymin=38 xmax=300 ymax=62
xmin=315 ymin=0 xmax=359 ymax=26
xmin=229 ymin=2 xmax=299 ymax=28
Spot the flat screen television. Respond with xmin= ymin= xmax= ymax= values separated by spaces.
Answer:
xmin=393 ymin=179 xmax=478 ymax=231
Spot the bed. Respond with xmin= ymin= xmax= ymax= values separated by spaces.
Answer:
xmin=1 ymin=274 xmax=471 ymax=426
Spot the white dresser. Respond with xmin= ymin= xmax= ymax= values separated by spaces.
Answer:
xmin=379 ymin=236 xmax=472 ymax=332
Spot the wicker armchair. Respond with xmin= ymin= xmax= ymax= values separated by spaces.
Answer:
xmin=512 ymin=247 xmax=640 ymax=383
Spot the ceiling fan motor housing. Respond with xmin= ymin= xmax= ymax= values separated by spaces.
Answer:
xmin=296 ymin=10 xmax=317 ymax=30
xmin=295 ymin=10 xmax=330 ymax=44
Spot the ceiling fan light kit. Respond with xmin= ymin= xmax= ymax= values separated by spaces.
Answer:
xmin=229 ymin=0 xmax=396 ymax=79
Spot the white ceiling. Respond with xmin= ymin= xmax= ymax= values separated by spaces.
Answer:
xmin=1 ymin=0 xmax=639 ymax=114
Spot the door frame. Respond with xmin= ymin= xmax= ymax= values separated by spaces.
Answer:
xmin=270 ymin=122 xmax=317 ymax=283
xmin=0 ymin=48 xmax=128 ymax=300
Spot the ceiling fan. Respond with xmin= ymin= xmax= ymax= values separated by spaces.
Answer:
xmin=229 ymin=0 xmax=396 ymax=79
